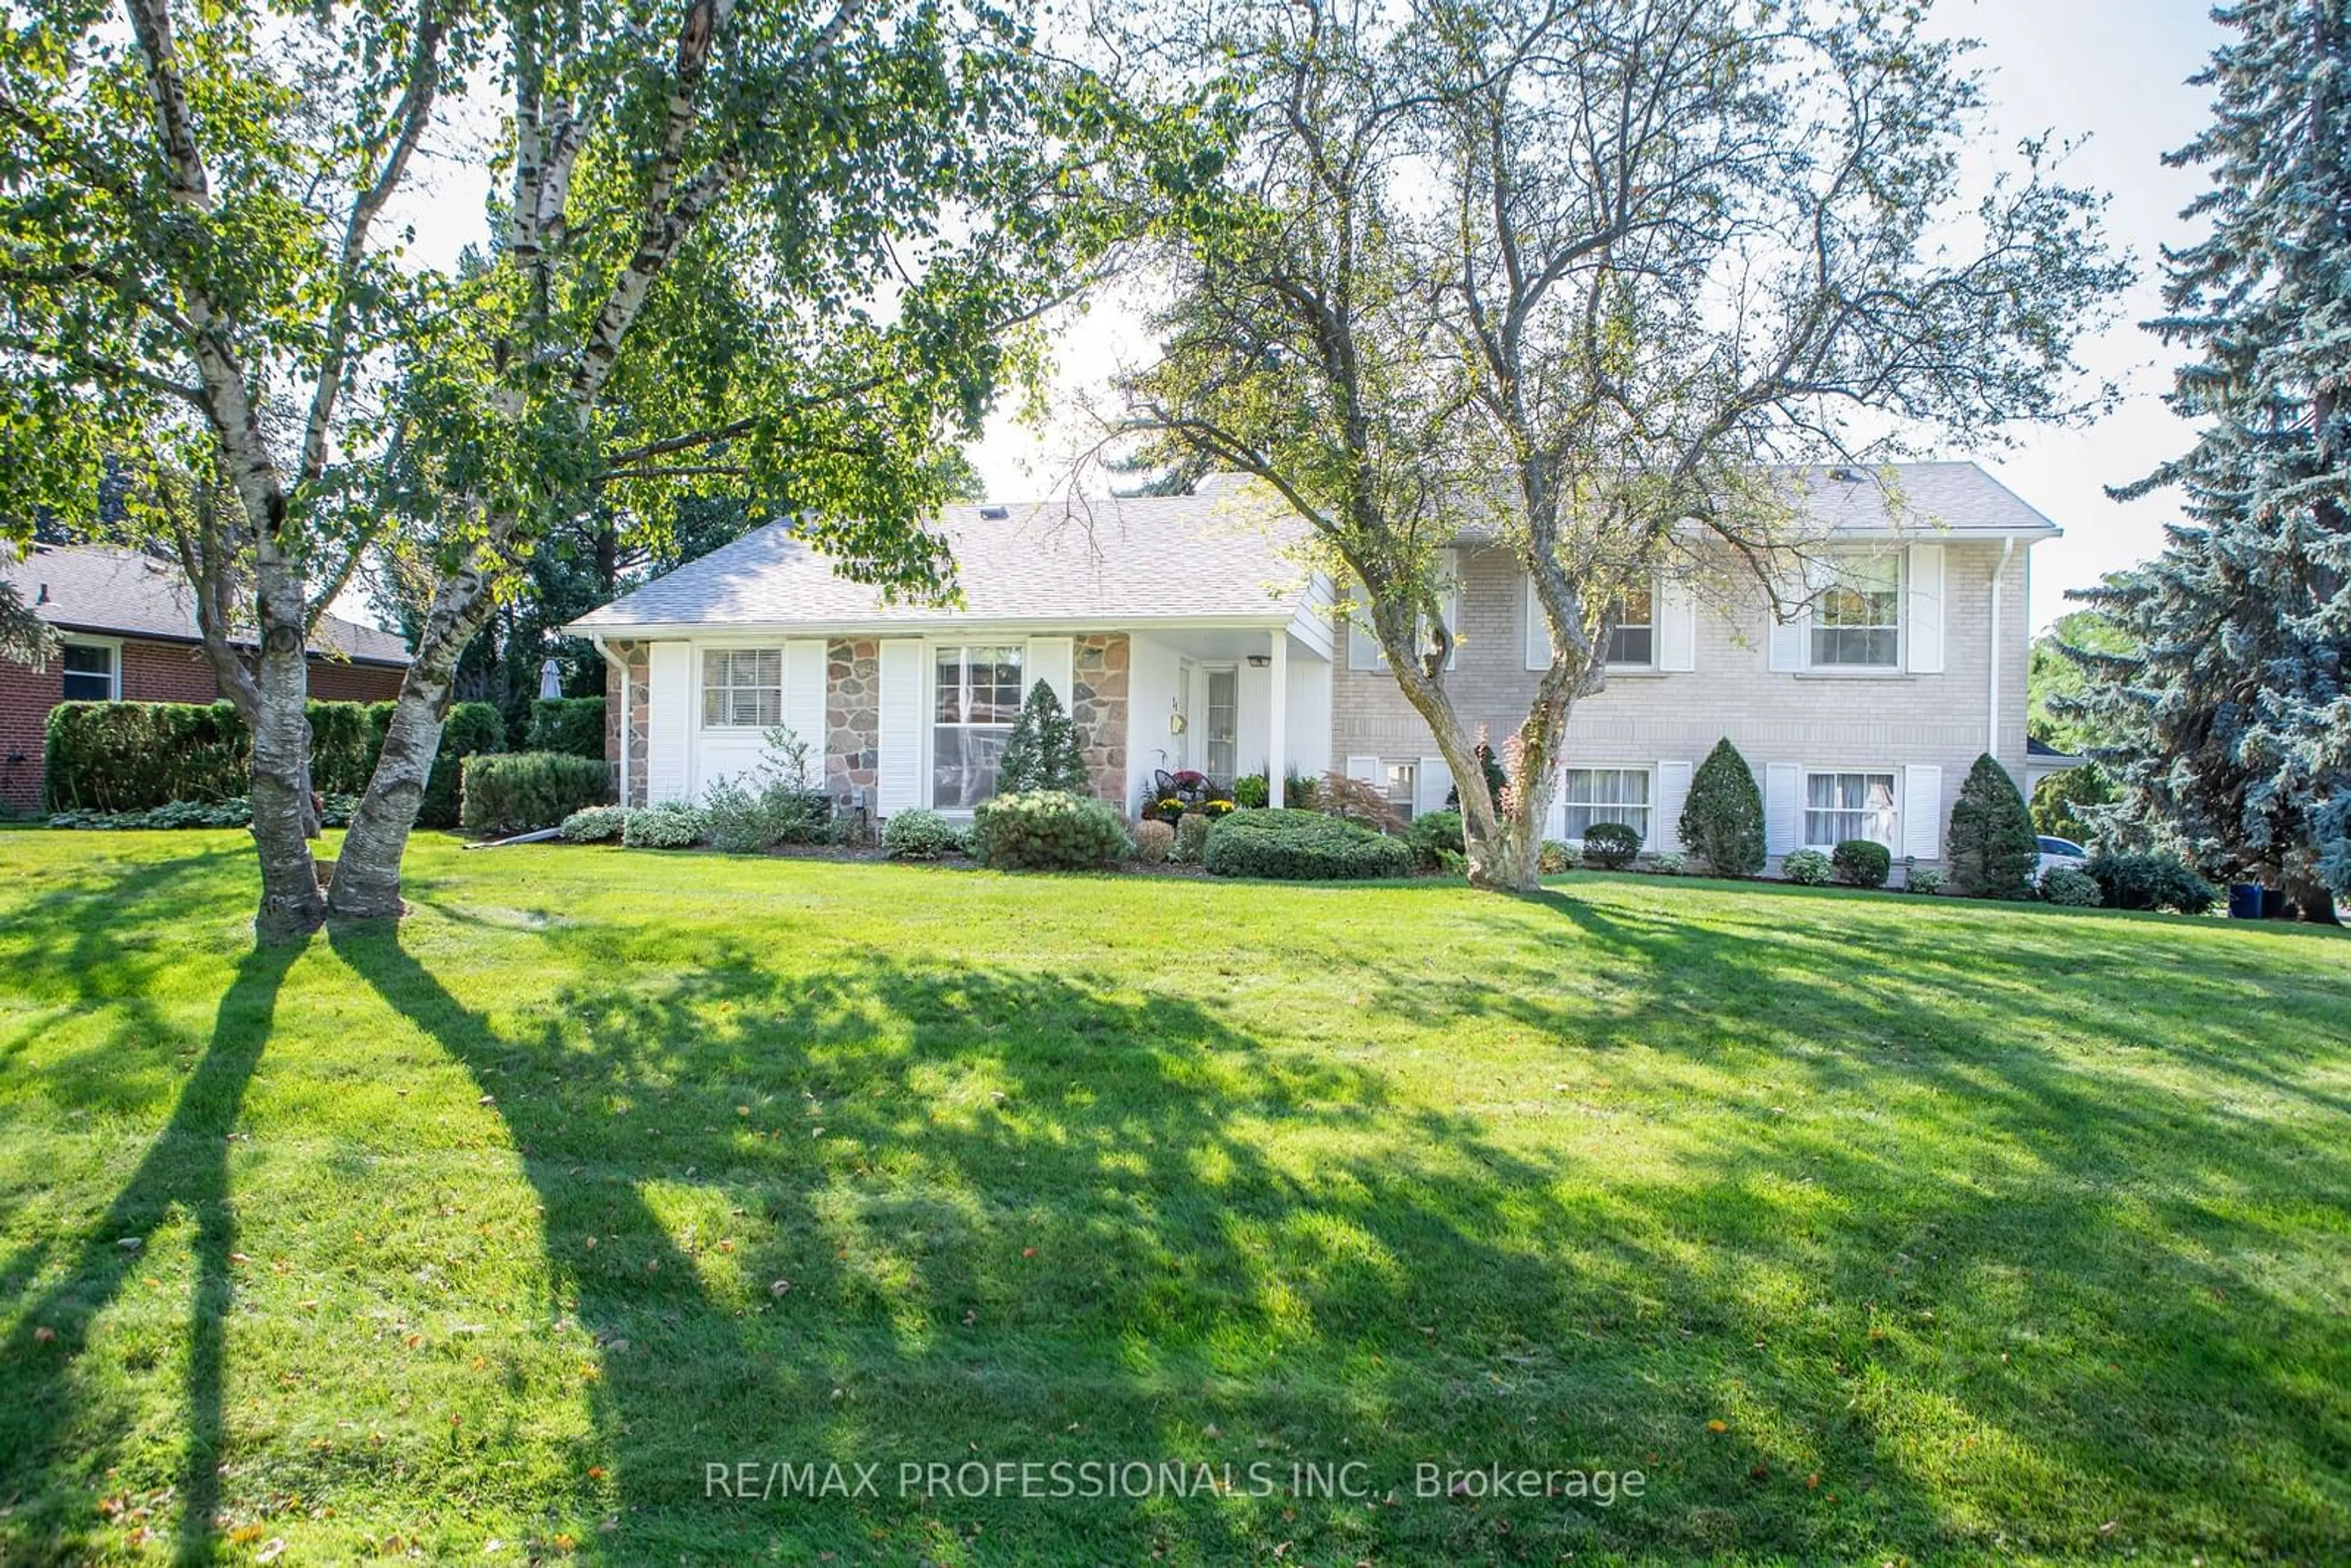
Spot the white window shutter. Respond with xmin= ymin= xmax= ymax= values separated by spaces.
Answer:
xmin=1523 ymin=574 xmax=1551 ymax=670
xmin=1906 ymin=543 xmax=1945 ymax=673
xmin=1658 ymin=577 xmax=1697 ymax=672
xmin=1764 ymin=762 xmax=1801 ymax=856
xmin=1344 ymin=754 xmax=1382 ymax=789
xmin=877 ymin=639 xmax=924 ymax=816
xmin=1417 ymin=756 xmax=1453 ymax=816
xmin=646 ymin=642 xmax=692 ymax=803
xmin=1902 ymin=763 xmax=1943 ymax=860
xmin=1766 ymin=592 xmax=1807 ymax=673
xmin=1655 ymin=759 xmax=1693 ymax=852
xmin=1027 ymin=635 xmax=1075 ymax=710
xmin=784 ymin=640 xmax=826 ymax=765
xmin=1346 ymin=581 xmax=1384 ymax=671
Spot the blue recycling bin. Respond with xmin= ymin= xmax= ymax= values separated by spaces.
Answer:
xmin=2228 ymin=883 xmax=2264 ymax=919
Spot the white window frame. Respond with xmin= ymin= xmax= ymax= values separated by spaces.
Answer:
xmin=1560 ymin=765 xmax=1654 ymax=844
xmin=1385 ymin=760 xmax=1417 ymax=823
xmin=58 ymin=636 xmax=122 ymax=702
xmin=1604 ymin=583 xmax=1656 ymax=670
xmin=1802 ymin=768 xmax=1899 ymax=852
xmin=1808 ymin=553 xmax=1903 ymax=670
xmin=928 ymin=641 xmax=1026 ymax=811
xmin=700 ymin=646 xmax=782 ymax=730
xmin=1201 ymin=664 xmax=1239 ymax=781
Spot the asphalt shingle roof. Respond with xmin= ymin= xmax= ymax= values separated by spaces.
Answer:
xmin=2 ymin=544 xmax=411 ymax=665
xmin=568 ymin=462 xmax=2058 ymax=634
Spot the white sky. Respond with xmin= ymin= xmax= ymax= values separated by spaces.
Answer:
xmin=399 ymin=0 xmax=2224 ymax=632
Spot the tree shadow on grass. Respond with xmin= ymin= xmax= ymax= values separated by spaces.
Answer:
xmin=0 ymin=936 xmax=301 ymax=1565
xmin=315 ymin=907 xmax=2202 ymax=1565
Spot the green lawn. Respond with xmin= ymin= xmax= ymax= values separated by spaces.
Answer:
xmin=1 ymin=833 xmax=2345 ymax=1565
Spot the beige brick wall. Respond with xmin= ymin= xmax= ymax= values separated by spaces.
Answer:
xmin=1331 ymin=538 xmax=2035 ymax=857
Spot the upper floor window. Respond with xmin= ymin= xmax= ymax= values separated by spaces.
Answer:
xmin=702 ymin=648 xmax=781 ymax=728
xmin=61 ymin=642 xmax=117 ymax=702
xmin=1605 ymin=587 xmax=1655 ymax=667
xmin=933 ymin=643 xmax=1023 ymax=808
xmin=1810 ymin=556 xmax=1900 ymax=667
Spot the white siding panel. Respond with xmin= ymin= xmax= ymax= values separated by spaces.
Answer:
xmin=1655 ymin=759 xmax=1693 ymax=853
xmin=1764 ymin=761 xmax=1801 ymax=857
xmin=877 ymin=639 xmax=924 ymax=816
xmin=1906 ymin=543 xmax=1946 ymax=674
xmin=1417 ymin=756 xmax=1453 ymax=816
xmin=646 ymin=642 xmax=692 ymax=804
xmin=1658 ymin=579 xmax=1697 ymax=672
xmin=1902 ymin=763 xmax=1944 ymax=860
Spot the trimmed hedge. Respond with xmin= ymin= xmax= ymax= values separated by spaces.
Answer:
xmin=1406 ymin=809 xmax=1465 ymax=871
xmin=461 ymin=751 xmax=612 ymax=835
xmin=45 ymin=696 xmax=503 ymax=828
xmin=970 ymin=790 xmax=1128 ymax=871
xmin=1831 ymin=838 xmax=1892 ymax=888
xmin=882 ymin=809 xmax=964 ymax=860
xmin=2083 ymin=851 xmax=2218 ymax=914
xmin=527 ymin=697 xmax=607 ymax=759
xmin=1202 ymin=808 xmax=1415 ymax=880
xmin=1581 ymin=820 xmax=1641 ymax=869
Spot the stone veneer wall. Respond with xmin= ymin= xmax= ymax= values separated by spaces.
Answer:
xmin=603 ymin=641 xmax=649 ymax=805
xmin=1072 ymin=634 xmax=1130 ymax=805
xmin=825 ymin=639 xmax=880 ymax=804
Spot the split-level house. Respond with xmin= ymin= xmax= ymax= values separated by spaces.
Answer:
xmin=567 ymin=462 xmax=2056 ymax=873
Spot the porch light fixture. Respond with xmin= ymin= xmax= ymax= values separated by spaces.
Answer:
xmin=1247 ymin=654 xmax=1270 ymax=667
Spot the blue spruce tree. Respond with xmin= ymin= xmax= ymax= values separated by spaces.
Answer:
xmin=2061 ymin=0 xmax=2350 ymax=923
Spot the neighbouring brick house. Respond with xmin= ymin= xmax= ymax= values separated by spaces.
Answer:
xmin=0 ymin=543 xmax=411 ymax=812
xmin=568 ymin=463 xmax=2059 ymax=872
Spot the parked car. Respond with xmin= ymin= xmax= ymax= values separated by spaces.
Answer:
xmin=2036 ymin=835 xmax=2088 ymax=878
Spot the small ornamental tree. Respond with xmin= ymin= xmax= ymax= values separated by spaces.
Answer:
xmin=1948 ymin=753 xmax=2038 ymax=899
xmin=997 ymin=680 xmax=1089 ymax=795
xmin=1679 ymin=739 xmax=1766 ymax=876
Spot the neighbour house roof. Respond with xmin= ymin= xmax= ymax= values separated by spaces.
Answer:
xmin=2027 ymin=736 xmax=2085 ymax=763
xmin=2 ymin=543 xmax=412 ymax=666
xmin=566 ymin=461 xmax=2058 ymax=635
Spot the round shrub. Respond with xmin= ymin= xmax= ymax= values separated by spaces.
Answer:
xmin=1172 ymin=811 xmax=1215 ymax=865
xmin=1202 ymin=808 xmax=1415 ymax=880
xmin=622 ymin=801 xmax=707 ymax=849
xmin=1782 ymin=848 xmax=1833 ymax=885
xmin=1647 ymin=850 xmax=1687 ymax=876
xmin=560 ymin=805 xmax=628 ymax=842
xmin=1581 ymin=820 xmax=1641 ymax=869
xmin=2083 ymin=851 xmax=2218 ymax=914
xmin=1232 ymin=774 xmax=1270 ymax=809
xmin=882 ymin=808 xmax=963 ymax=860
xmin=1538 ymin=839 xmax=1578 ymax=874
xmin=1406 ymin=809 xmax=1464 ymax=871
xmin=1907 ymin=866 xmax=1947 ymax=895
xmin=970 ymin=790 xmax=1128 ymax=871
xmin=1831 ymin=838 xmax=1892 ymax=888
xmin=1132 ymin=819 xmax=1176 ymax=863
xmin=2040 ymin=866 xmax=2104 ymax=907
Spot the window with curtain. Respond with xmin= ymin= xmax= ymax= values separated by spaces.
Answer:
xmin=1562 ymin=767 xmax=1651 ymax=841
xmin=1805 ymin=771 xmax=1897 ymax=847
xmin=701 ymin=648 xmax=781 ymax=727
xmin=1811 ymin=555 xmax=1900 ymax=667
xmin=932 ymin=644 xmax=1024 ymax=808
xmin=1605 ymin=586 xmax=1655 ymax=666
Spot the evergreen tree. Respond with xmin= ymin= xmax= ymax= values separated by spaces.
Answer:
xmin=2030 ymin=763 xmax=2117 ymax=847
xmin=2061 ymin=1 xmax=2351 ymax=922
xmin=1678 ymin=738 xmax=1766 ymax=876
xmin=1948 ymin=754 xmax=2039 ymax=899
xmin=997 ymin=680 xmax=1089 ymax=795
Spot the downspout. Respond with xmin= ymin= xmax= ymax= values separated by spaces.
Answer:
xmin=1987 ymin=538 xmax=2015 ymax=762
xmin=594 ymin=636 xmax=632 ymax=809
